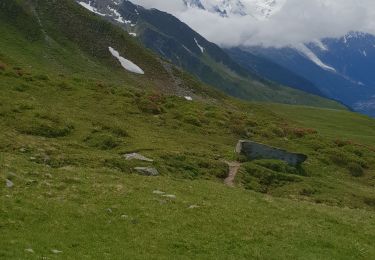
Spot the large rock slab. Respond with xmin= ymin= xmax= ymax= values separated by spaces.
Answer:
xmin=236 ymin=140 xmax=307 ymax=166
xmin=124 ymin=153 xmax=153 ymax=162
xmin=134 ymin=167 xmax=159 ymax=176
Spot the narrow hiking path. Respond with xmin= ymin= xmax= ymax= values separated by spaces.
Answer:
xmin=224 ymin=162 xmax=241 ymax=187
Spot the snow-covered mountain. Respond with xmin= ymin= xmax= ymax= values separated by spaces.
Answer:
xmin=184 ymin=0 xmax=285 ymax=19
xmin=76 ymin=0 xmax=375 ymax=116
xmin=233 ymin=31 xmax=375 ymax=116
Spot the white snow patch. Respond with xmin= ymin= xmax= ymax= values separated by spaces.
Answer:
xmin=107 ymin=6 xmax=131 ymax=24
xmin=312 ymin=39 xmax=328 ymax=51
xmin=184 ymin=96 xmax=193 ymax=101
xmin=129 ymin=32 xmax=137 ymax=37
xmin=108 ymin=47 xmax=144 ymax=74
xmin=362 ymin=50 xmax=367 ymax=57
xmin=194 ymin=38 xmax=204 ymax=53
xmin=78 ymin=1 xmax=106 ymax=16
xmin=295 ymin=44 xmax=336 ymax=72
xmin=182 ymin=45 xmax=192 ymax=53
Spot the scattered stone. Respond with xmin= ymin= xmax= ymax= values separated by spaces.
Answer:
xmin=6 ymin=179 xmax=14 ymax=188
xmin=188 ymin=205 xmax=199 ymax=209
xmin=29 ymin=157 xmax=36 ymax=161
xmin=51 ymin=249 xmax=62 ymax=254
xmin=19 ymin=147 xmax=27 ymax=153
xmin=45 ymin=173 xmax=53 ymax=179
xmin=162 ymin=194 xmax=176 ymax=199
xmin=184 ymin=96 xmax=193 ymax=101
xmin=106 ymin=208 xmax=112 ymax=213
xmin=152 ymin=190 xmax=165 ymax=195
xmin=25 ymin=248 xmax=34 ymax=253
xmin=236 ymin=140 xmax=307 ymax=166
xmin=124 ymin=153 xmax=153 ymax=162
xmin=134 ymin=167 xmax=159 ymax=176
xmin=121 ymin=214 xmax=129 ymax=219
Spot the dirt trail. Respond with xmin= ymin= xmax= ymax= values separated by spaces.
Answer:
xmin=224 ymin=162 xmax=241 ymax=187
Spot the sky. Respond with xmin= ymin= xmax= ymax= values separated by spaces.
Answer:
xmin=131 ymin=0 xmax=375 ymax=48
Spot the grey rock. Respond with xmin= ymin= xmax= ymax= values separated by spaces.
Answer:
xmin=25 ymin=248 xmax=34 ymax=253
xmin=162 ymin=194 xmax=176 ymax=199
xmin=51 ymin=249 xmax=62 ymax=254
xmin=236 ymin=140 xmax=307 ymax=166
xmin=124 ymin=153 xmax=153 ymax=162
xmin=6 ymin=179 xmax=14 ymax=188
xmin=134 ymin=167 xmax=159 ymax=176
xmin=188 ymin=205 xmax=199 ymax=209
xmin=153 ymin=190 xmax=165 ymax=195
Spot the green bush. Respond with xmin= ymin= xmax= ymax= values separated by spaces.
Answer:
xmin=57 ymin=81 xmax=73 ymax=91
xmin=348 ymin=162 xmax=364 ymax=177
xmin=240 ymin=162 xmax=301 ymax=193
xmin=34 ymin=74 xmax=50 ymax=81
xmin=18 ymin=118 xmax=74 ymax=138
xmin=254 ymin=160 xmax=300 ymax=175
xmin=137 ymin=94 xmax=165 ymax=114
xmin=84 ymin=133 xmax=119 ymax=150
xmin=183 ymin=114 xmax=202 ymax=127
xmin=100 ymin=124 xmax=129 ymax=137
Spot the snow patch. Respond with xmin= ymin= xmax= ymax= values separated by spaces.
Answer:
xmin=194 ymin=38 xmax=204 ymax=53
xmin=184 ymin=96 xmax=193 ymax=101
xmin=129 ymin=32 xmax=137 ymax=37
xmin=312 ymin=39 xmax=328 ymax=51
xmin=295 ymin=44 xmax=336 ymax=72
xmin=78 ymin=1 xmax=106 ymax=16
xmin=108 ymin=47 xmax=144 ymax=74
xmin=107 ymin=6 xmax=131 ymax=24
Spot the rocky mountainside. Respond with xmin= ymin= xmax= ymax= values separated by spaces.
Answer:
xmin=238 ymin=32 xmax=375 ymax=116
xmin=180 ymin=0 xmax=375 ymax=116
xmin=75 ymin=0 xmax=336 ymax=108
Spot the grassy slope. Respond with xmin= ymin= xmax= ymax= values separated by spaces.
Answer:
xmin=264 ymin=103 xmax=375 ymax=144
xmin=0 ymin=0 xmax=375 ymax=259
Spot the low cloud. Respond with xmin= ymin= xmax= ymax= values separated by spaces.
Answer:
xmin=131 ymin=0 xmax=375 ymax=48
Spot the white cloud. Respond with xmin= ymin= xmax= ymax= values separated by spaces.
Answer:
xmin=131 ymin=0 xmax=375 ymax=47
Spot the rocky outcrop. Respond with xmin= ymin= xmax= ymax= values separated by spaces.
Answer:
xmin=236 ymin=140 xmax=307 ymax=166
xmin=134 ymin=167 xmax=159 ymax=176
xmin=124 ymin=153 xmax=153 ymax=162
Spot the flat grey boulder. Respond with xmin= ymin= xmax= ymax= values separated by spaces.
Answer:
xmin=6 ymin=179 xmax=14 ymax=188
xmin=124 ymin=153 xmax=153 ymax=162
xmin=134 ymin=167 xmax=159 ymax=176
xmin=236 ymin=140 xmax=307 ymax=166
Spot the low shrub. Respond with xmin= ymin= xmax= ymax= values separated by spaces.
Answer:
xmin=101 ymin=124 xmax=129 ymax=137
xmin=348 ymin=162 xmax=364 ymax=177
xmin=183 ymin=114 xmax=202 ymax=127
xmin=282 ymin=126 xmax=317 ymax=138
xmin=34 ymin=74 xmax=50 ymax=81
xmin=14 ymin=83 xmax=30 ymax=92
xmin=19 ymin=121 xmax=74 ymax=138
xmin=240 ymin=162 xmax=301 ymax=193
xmin=254 ymin=159 xmax=301 ymax=175
xmin=84 ymin=133 xmax=119 ymax=150
xmin=57 ymin=81 xmax=73 ymax=91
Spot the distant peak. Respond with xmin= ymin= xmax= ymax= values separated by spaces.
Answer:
xmin=183 ymin=0 xmax=286 ymax=19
